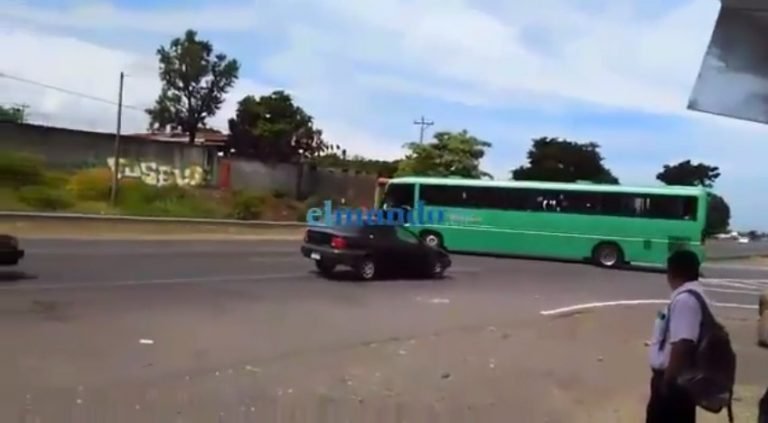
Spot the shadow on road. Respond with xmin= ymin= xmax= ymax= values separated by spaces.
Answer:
xmin=309 ymin=270 xmax=449 ymax=284
xmin=0 ymin=270 xmax=37 ymax=283
xmin=450 ymin=251 xmax=667 ymax=275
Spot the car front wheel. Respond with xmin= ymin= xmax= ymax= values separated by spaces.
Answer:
xmin=429 ymin=259 xmax=446 ymax=279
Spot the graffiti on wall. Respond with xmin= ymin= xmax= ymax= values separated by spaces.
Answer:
xmin=106 ymin=157 xmax=205 ymax=187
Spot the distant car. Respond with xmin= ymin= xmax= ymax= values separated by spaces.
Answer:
xmin=738 ymin=237 xmax=750 ymax=244
xmin=301 ymin=224 xmax=451 ymax=280
xmin=0 ymin=234 xmax=24 ymax=266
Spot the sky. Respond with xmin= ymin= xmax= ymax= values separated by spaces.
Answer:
xmin=0 ymin=0 xmax=767 ymax=230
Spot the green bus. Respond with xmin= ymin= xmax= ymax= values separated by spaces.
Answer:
xmin=378 ymin=176 xmax=709 ymax=268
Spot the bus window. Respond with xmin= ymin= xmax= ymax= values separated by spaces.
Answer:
xmin=382 ymin=183 xmax=415 ymax=209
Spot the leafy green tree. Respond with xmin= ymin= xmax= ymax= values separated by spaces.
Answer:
xmin=656 ymin=160 xmax=730 ymax=234
xmin=511 ymin=137 xmax=619 ymax=183
xmin=0 ymin=105 xmax=25 ymax=123
xmin=706 ymin=193 xmax=731 ymax=235
xmin=146 ymin=29 xmax=240 ymax=144
xmin=395 ymin=130 xmax=492 ymax=178
xmin=227 ymin=91 xmax=332 ymax=162
xmin=655 ymin=160 xmax=720 ymax=188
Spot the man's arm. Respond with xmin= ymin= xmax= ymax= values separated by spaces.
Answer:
xmin=662 ymin=295 xmax=702 ymax=387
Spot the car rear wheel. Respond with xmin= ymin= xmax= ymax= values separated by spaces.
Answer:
xmin=592 ymin=243 xmax=624 ymax=268
xmin=355 ymin=257 xmax=377 ymax=281
xmin=315 ymin=260 xmax=335 ymax=276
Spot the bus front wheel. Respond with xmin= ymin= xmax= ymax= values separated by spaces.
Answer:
xmin=592 ymin=243 xmax=624 ymax=268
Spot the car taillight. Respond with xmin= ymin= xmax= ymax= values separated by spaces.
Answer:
xmin=331 ymin=236 xmax=346 ymax=249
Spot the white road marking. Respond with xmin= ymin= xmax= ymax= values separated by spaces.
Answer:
xmin=540 ymin=299 xmax=758 ymax=316
xmin=0 ymin=272 xmax=307 ymax=291
xmin=540 ymin=300 xmax=669 ymax=316
xmin=703 ymin=287 xmax=762 ymax=295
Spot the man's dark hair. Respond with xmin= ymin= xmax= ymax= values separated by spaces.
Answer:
xmin=667 ymin=249 xmax=701 ymax=281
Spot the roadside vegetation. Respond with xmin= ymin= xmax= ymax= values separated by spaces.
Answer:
xmin=0 ymin=151 xmax=316 ymax=221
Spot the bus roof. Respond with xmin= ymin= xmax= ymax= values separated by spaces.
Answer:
xmin=386 ymin=176 xmax=708 ymax=196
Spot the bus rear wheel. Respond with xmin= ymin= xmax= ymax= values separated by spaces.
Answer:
xmin=592 ymin=243 xmax=624 ymax=268
xmin=420 ymin=231 xmax=443 ymax=248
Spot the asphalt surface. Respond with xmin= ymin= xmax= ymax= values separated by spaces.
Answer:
xmin=707 ymin=238 xmax=768 ymax=259
xmin=2 ymin=239 xmax=768 ymax=422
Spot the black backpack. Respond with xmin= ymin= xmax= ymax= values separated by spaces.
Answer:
xmin=659 ymin=289 xmax=736 ymax=422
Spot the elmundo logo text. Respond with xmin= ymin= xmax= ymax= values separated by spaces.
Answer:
xmin=306 ymin=201 xmax=445 ymax=226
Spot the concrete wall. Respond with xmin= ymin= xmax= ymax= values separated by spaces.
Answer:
xmin=0 ymin=122 xmax=378 ymax=202
xmin=228 ymin=159 xmax=377 ymax=207
xmin=0 ymin=122 xmax=216 ymax=187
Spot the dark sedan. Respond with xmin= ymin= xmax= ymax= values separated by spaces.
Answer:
xmin=0 ymin=234 xmax=24 ymax=266
xmin=301 ymin=224 xmax=451 ymax=280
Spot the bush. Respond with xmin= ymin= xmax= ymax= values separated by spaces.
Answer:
xmin=67 ymin=168 xmax=113 ymax=201
xmin=0 ymin=151 xmax=46 ymax=188
xmin=17 ymin=185 xmax=75 ymax=211
xmin=231 ymin=191 xmax=267 ymax=220
xmin=271 ymin=189 xmax=289 ymax=199
xmin=43 ymin=171 xmax=70 ymax=190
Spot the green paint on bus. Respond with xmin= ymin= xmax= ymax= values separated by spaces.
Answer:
xmin=380 ymin=176 xmax=709 ymax=267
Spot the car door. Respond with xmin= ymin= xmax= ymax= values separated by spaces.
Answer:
xmin=392 ymin=226 xmax=431 ymax=269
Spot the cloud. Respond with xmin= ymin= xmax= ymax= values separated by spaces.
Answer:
xmin=0 ymin=0 xmax=265 ymax=33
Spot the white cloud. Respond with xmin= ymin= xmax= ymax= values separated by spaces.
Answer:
xmin=0 ymin=1 xmax=265 ymax=33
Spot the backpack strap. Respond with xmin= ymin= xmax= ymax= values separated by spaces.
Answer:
xmin=658 ymin=288 xmax=711 ymax=351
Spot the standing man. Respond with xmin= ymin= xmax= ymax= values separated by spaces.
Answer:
xmin=646 ymin=249 xmax=709 ymax=423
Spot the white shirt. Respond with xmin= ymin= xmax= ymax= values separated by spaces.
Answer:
xmin=648 ymin=281 xmax=710 ymax=370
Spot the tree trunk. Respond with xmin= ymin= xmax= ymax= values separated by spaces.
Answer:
xmin=188 ymin=128 xmax=197 ymax=144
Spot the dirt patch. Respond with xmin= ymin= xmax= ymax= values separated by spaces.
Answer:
xmin=6 ymin=306 xmax=766 ymax=422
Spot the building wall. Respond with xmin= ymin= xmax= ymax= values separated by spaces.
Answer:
xmin=0 ymin=122 xmax=379 ymax=203
xmin=0 ymin=122 xmax=216 ymax=186
xmin=228 ymin=160 xmax=377 ymax=207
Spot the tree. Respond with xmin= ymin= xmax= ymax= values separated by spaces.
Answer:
xmin=227 ymin=91 xmax=332 ymax=162
xmin=0 ymin=105 xmax=25 ymax=123
xmin=395 ymin=130 xmax=492 ymax=178
xmin=511 ymin=137 xmax=619 ymax=183
xmin=655 ymin=160 xmax=720 ymax=188
xmin=146 ymin=29 xmax=240 ymax=144
xmin=656 ymin=160 xmax=730 ymax=234
xmin=706 ymin=193 xmax=731 ymax=235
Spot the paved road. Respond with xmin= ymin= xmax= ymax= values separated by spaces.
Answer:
xmin=707 ymin=238 xmax=768 ymax=259
xmin=2 ymin=239 xmax=767 ymax=422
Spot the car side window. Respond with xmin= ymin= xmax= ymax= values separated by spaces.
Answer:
xmin=394 ymin=227 xmax=419 ymax=244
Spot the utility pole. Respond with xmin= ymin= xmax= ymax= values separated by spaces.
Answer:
xmin=413 ymin=115 xmax=434 ymax=144
xmin=109 ymin=72 xmax=124 ymax=206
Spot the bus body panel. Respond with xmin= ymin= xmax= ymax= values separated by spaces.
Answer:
xmin=382 ymin=177 xmax=708 ymax=267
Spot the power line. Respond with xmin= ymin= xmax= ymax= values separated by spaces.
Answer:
xmin=413 ymin=115 xmax=434 ymax=144
xmin=0 ymin=71 xmax=145 ymax=112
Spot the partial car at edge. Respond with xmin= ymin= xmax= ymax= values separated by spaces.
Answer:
xmin=0 ymin=234 xmax=24 ymax=266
